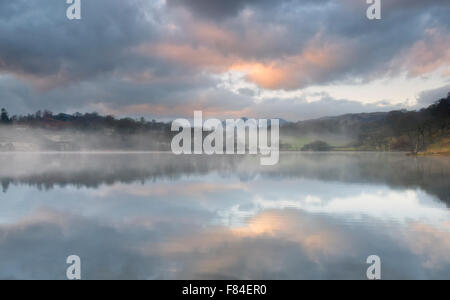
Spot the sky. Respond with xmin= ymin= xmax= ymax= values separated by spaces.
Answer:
xmin=0 ymin=0 xmax=449 ymax=121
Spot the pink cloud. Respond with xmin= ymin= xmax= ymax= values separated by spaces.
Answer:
xmin=401 ymin=29 xmax=450 ymax=77
xmin=135 ymin=33 xmax=352 ymax=90
xmin=91 ymin=101 xmax=253 ymax=119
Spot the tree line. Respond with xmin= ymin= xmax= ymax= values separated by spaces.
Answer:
xmin=356 ymin=93 xmax=450 ymax=153
xmin=0 ymin=109 xmax=171 ymax=134
xmin=1 ymin=93 xmax=449 ymax=154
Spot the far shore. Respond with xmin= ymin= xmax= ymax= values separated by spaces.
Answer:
xmin=1 ymin=150 xmax=449 ymax=157
xmin=409 ymin=151 xmax=450 ymax=157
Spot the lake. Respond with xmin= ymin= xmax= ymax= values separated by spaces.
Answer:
xmin=0 ymin=152 xmax=449 ymax=279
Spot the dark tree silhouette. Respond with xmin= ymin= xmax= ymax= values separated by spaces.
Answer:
xmin=1 ymin=108 xmax=11 ymax=124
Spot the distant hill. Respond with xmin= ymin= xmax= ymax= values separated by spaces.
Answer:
xmin=1 ymin=93 xmax=449 ymax=154
xmin=282 ymin=111 xmax=389 ymax=136
xmin=281 ymin=93 xmax=450 ymax=153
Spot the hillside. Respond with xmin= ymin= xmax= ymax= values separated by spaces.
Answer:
xmin=280 ymin=94 xmax=450 ymax=154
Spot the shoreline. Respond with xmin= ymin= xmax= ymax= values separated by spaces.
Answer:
xmin=0 ymin=150 xmax=432 ymax=155
xmin=408 ymin=151 xmax=450 ymax=157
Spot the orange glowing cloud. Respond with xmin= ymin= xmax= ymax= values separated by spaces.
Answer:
xmin=230 ymin=62 xmax=288 ymax=89
xmin=230 ymin=210 xmax=347 ymax=259
xmin=131 ymin=20 xmax=352 ymax=90
xmin=141 ymin=210 xmax=349 ymax=262
xmin=230 ymin=41 xmax=345 ymax=90
xmin=135 ymin=35 xmax=349 ymax=91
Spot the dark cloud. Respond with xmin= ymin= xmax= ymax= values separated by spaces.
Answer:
xmin=166 ymin=0 xmax=296 ymax=20
xmin=0 ymin=0 xmax=449 ymax=118
xmin=0 ymin=0 xmax=154 ymax=88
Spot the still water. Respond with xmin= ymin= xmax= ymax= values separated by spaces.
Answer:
xmin=0 ymin=152 xmax=449 ymax=279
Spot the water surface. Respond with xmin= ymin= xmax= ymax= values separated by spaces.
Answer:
xmin=0 ymin=152 xmax=449 ymax=279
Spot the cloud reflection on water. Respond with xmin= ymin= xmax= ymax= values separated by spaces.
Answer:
xmin=0 ymin=153 xmax=449 ymax=279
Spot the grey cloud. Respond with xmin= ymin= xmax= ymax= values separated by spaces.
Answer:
xmin=0 ymin=71 xmax=218 ymax=117
xmin=0 ymin=0 xmax=154 ymax=87
xmin=0 ymin=74 xmax=415 ymax=121
xmin=0 ymin=0 xmax=449 ymax=117
xmin=166 ymin=0 xmax=303 ymax=20
xmin=249 ymin=96 xmax=406 ymax=121
xmin=416 ymin=84 xmax=450 ymax=107
xmin=167 ymin=0 xmax=450 ymax=90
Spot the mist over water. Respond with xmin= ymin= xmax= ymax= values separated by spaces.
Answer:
xmin=0 ymin=152 xmax=449 ymax=279
xmin=0 ymin=127 xmax=173 ymax=151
